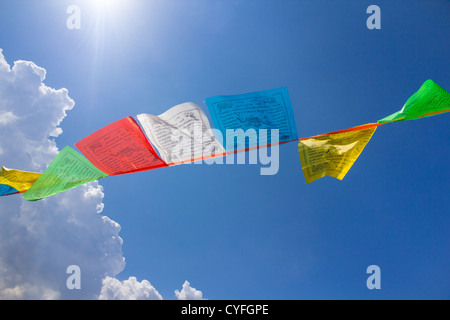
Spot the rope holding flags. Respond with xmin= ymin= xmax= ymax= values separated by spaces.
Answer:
xmin=0 ymin=79 xmax=448 ymax=201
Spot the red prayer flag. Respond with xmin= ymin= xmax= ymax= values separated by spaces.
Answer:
xmin=76 ymin=117 xmax=167 ymax=175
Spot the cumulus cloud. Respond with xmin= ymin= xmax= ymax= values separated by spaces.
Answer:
xmin=0 ymin=49 xmax=71 ymax=171
xmin=0 ymin=49 xmax=205 ymax=300
xmin=0 ymin=49 xmax=125 ymax=299
xmin=98 ymin=276 xmax=162 ymax=300
xmin=175 ymin=281 xmax=204 ymax=300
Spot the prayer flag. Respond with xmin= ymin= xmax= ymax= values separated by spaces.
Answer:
xmin=76 ymin=116 xmax=167 ymax=175
xmin=298 ymin=123 xmax=381 ymax=184
xmin=205 ymin=87 xmax=298 ymax=151
xmin=378 ymin=80 xmax=450 ymax=123
xmin=0 ymin=184 xmax=19 ymax=197
xmin=137 ymin=102 xmax=226 ymax=165
xmin=23 ymin=146 xmax=108 ymax=201
xmin=0 ymin=166 xmax=42 ymax=194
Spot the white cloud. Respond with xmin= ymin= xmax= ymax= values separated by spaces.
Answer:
xmin=0 ymin=48 xmax=73 ymax=171
xmin=0 ymin=49 xmax=125 ymax=299
xmin=175 ymin=281 xmax=204 ymax=300
xmin=0 ymin=283 xmax=60 ymax=300
xmin=98 ymin=276 xmax=163 ymax=300
xmin=0 ymin=111 xmax=18 ymax=125
xmin=0 ymin=49 xmax=206 ymax=300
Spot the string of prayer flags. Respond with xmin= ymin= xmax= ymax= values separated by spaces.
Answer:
xmin=298 ymin=123 xmax=381 ymax=184
xmin=137 ymin=102 xmax=226 ymax=165
xmin=0 ymin=79 xmax=448 ymax=202
xmin=0 ymin=166 xmax=42 ymax=195
xmin=76 ymin=116 xmax=168 ymax=175
xmin=378 ymin=80 xmax=450 ymax=123
xmin=205 ymin=87 xmax=298 ymax=151
xmin=23 ymin=146 xmax=109 ymax=201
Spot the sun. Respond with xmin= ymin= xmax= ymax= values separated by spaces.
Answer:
xmin=91 ymin=0 xmax=121 ymax=15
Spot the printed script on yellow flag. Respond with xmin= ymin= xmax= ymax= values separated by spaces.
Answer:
xmin=298 ymin=123 xmax=382 ymax=184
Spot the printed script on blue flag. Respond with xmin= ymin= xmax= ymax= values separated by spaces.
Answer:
xmin=206 ymin=87 xmax=298 ymax=151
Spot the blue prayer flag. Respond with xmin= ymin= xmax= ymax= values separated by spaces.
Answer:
xmin=205 ymin=87 xmax=298 ymax=151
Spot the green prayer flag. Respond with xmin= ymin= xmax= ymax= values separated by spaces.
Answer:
xmin=378 ymin=80 xmax=450 ymax=123
xmin=23 ymin=146 xmax=108 ymax=201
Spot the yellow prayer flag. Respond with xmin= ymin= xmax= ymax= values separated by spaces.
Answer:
xmin=298 ymin=123 xmax=381 ymax=184
xmin=0 ymin=166 xmax=42 ymax=193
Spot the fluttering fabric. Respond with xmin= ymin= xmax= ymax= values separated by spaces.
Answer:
xmin=378 ymin=80 xmax=450 ymax=123
xmin=206 ymin=87 xmax=298 ymax=151
xmin=137 ymin=102 xmax=226 ymax=165
xmin=298 ymin=123 xmax=381 ymax=184
xmin=76 ymin=116 xmax=167 ymax=175
xmin=0 ymin=166 xmax=42 ymax=195
xmin=1 ymin=79 xmax=448 ymax=201
xmin=23 ymin=146 xmax=108 ymax=201
xmin=0 ymin=184 xmax=19 ymax=197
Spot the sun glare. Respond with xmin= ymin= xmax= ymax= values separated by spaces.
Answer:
xmin=92 ymin=0 xmax=120 ymax=14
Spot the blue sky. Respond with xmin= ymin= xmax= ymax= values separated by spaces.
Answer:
xmin=0 ymin=0 xmax=449 ymax=299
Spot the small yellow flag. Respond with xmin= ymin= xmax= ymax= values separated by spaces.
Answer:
xmin=298 ymin=123 xmax=381 ymax=184
xmin=0 ymin=166 xmax=42 ymax=193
